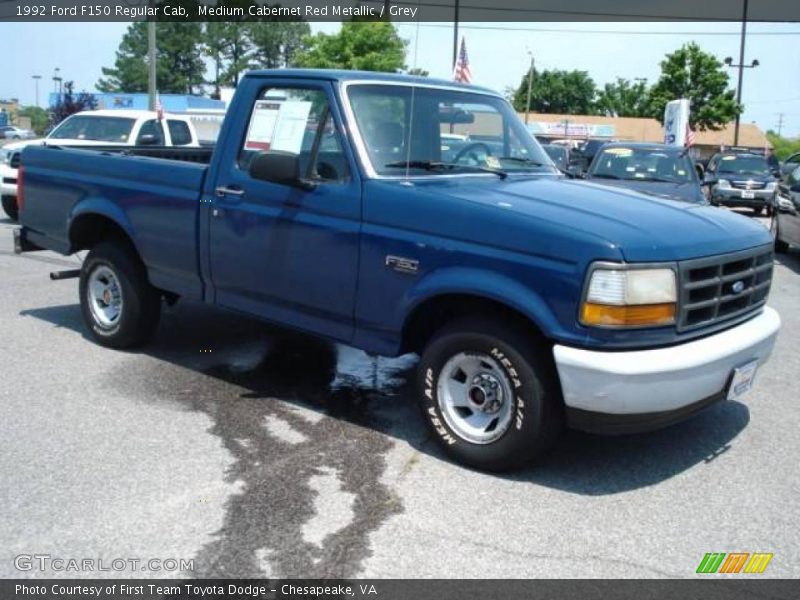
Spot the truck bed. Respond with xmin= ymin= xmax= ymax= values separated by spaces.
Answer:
xmin=20 ymin=144 xmax=209 ymax=300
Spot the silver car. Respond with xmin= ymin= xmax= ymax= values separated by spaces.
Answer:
xmin=1 ymin=125 xmax=35 ymax=140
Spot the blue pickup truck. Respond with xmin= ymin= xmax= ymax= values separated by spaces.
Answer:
xmin=15 ymin=70 xmax=780 ymax=470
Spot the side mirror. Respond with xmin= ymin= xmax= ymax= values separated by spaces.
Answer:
xmin=137 ymin=133 xmax=160 ymax=146
xmin=249 ymin=151 xmax=316 ymax=190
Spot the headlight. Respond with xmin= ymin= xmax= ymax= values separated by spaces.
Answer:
xmin=766 ymin=182 xmax=777 ymax=192
xmin=716 ymin=179 xmax=731 ymax=189
xmin=777 ymin=196 xmax=793 ymax=211
xmin=581 ymin=265 xmax=677 ymax=328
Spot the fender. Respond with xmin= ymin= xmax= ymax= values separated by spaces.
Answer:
xmin=399 ymin=266 xmax=567 ymax=340
xmin=68 ymin=197 xmax=139 ymax=255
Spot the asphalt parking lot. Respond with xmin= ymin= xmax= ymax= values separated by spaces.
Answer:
xmin=1 ymin=212 xmax=798 ymax=579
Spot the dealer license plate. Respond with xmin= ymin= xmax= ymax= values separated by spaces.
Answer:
xmin=742 ymin=190 xmax=755 ymax=199
xmin=727 ymin=359 xmax=759 ymax=401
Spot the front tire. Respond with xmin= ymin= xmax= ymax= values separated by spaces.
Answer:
xmin=771 ymin=217 xmax=790 ymax=253
xmin=1 ymin=195 xmax=18 ymax=221
xmin=417 ymin=318 xmax=563 ymax=471
xmin=79 ymin=241 xmax=161 ymax=348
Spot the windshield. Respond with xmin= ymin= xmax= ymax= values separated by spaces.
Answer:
xmin=346 ymin=84 xmax=555 ymax=177
xmin=717 ymin=155 xmax=770 ymax=176
xmin=589 ymin=147 xmax=695 ymax=183
xmin=49 ymin=115 xmax=137 ymax=142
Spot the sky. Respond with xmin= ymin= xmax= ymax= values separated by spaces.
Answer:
xmin=1 ymin=20 xmax=799 ymax=137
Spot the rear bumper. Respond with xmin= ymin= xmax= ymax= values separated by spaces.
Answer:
xmin=553 ymin=307 xmax=780 ymax=434
xmin=0 ymin=163 xmax=17 ymax=197
xmin=712 ymin=187 xmax=775 ymax=208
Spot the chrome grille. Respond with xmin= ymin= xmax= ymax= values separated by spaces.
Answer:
xmin=9 ymin=152 xmax=20 ymax=169
xmin=731 ymin=180 xmax=766 ymax=190
xmin=678 ymin=245 xmax=773 ymax=332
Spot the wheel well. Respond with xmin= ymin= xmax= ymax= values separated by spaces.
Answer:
xmin=69 ymin=214 xmax=135 ymax=254
xmin=400 ymin=294 xmax=549 ymax=355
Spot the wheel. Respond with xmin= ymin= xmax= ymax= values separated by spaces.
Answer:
xmin=771 ymin=217 xmax=789 ymax=253
xmin=79 ymin=241 xmax=161 ymax=348
xmin=1 ymin=195 xmax=18 ymax=221
xmin=417 ymin=317 xmax=563 ymax=471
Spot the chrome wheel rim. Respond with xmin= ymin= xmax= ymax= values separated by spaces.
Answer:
xmin=437 ymin=352 xmax=515 ymax=445
xmin=87 ymin=265 xmax=123 ymax=328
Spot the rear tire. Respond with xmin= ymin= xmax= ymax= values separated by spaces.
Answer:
xmin=417 ymin=317 xmax=563 ymax=471
xmin=1 ymin=195 xmax=18 ymax=221
xmin=79 ymin=241 xmax=161 ymax=348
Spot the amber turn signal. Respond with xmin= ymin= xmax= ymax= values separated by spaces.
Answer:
xmin=581 ymin=302 xmax=676 ymax=328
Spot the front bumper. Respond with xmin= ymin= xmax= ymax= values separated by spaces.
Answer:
xmin=712 ymin=186 xmax=775 ymax=208
xmin=553 ymin=307 xmax=780 ymax=434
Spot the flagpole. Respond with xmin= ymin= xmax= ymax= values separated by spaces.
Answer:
xmin=452 ymin=0 xmax=460 ymax=68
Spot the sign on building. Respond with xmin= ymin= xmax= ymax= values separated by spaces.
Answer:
xmin=664 ymin=99 xmax=690 ymax=146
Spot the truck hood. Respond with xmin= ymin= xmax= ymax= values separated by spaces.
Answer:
xmin=428 ymin=175 xmax=771 ymax=262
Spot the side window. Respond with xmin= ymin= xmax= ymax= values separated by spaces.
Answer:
xmin=167 ymin=120 xmax=192 ymax=146
xmin=136 ymin=120 xmax=165 ymax=145
xmin=239 ymin=87 xmax=348 ymax=183
xmin=788 ymin=154 xmax=800 ymax=165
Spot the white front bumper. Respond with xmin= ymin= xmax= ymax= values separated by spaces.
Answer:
xmin=553 ymin=307 xmax=780 ymax=416
xmin=0 ymin=163 xmax=17 ymax=196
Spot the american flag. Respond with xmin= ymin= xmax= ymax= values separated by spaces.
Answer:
xmin=685 ymin=123 xmax=696 ymax=147
xmin=453 ymin=37 xmax=472 ymax=84
xmin=155 ymin=92 xmax=164 ymax=121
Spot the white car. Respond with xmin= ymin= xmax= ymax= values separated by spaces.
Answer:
xmin=1 ymin=109 xmax=199 ymax=221
xmin=1 ymin=125 xmax=35 ymax=140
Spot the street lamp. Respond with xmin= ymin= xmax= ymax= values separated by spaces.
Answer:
xmin=52 ymin=67 xmax=63 ymax=104
xmin=32 ymin=75 xmax=42 ymax=108
xmin=724 ymin=56 xmax=759 ymax=146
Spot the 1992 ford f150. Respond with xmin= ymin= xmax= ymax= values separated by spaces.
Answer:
xmin=14 ymin=70 xmax=781 ymax=470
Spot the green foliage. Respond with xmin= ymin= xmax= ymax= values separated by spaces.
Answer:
xmin=293 ymin=22 xmax=406 ymax=72
xmin=247 ymin=21 xmax=310 ymax=69
xmin=510 ymin=68 xmax=597 ymax=115
xmin=596 ymin=78 xmax=651 ymax=118
xmin=648 ymin=42 xmax=740 ymax=131
xmin=406 ymin=67 xmax=429 ymax=77
xmin=766 ymin=131 xmax=800 ymax=160
xmin=97 ymin=22 xmax=205 ymax=94
xmin=49 ymin=82 xmax=98 ymax=127
xmin=18 ymin=106 xmax=49 ymax=135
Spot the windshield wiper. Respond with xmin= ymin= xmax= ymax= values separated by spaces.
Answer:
xmin=498 ymin=156 xmax=573 ymax=177
xmin=384 ymin=160 xmax=507 ymax=179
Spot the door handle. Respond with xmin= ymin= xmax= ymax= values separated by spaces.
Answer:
xmin=215 ymin=186 xmax=245 ymax=200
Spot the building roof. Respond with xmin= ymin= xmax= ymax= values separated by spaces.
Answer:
xmin=521 ymin=112 xmax=770 ymax=148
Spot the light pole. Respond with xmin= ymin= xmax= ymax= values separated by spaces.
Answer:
xmin=52 ymin=68 xmax=63 ymax=104
xmin=148 ymin=21 xmax=157 ymax=111
xmin=525 ymin=52 xmax=534 ymax=125
xmin=725 ymin=0 xmax=757 ymax=147
xmin=32 ymin=75 xmax=42 ymax=108
xmin=452 ymin=0 xmax=460 ymax=69
xmin=724 ymin=56 xmax=759 ymax=147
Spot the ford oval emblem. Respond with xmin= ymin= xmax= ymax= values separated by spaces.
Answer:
xmin=732 ymin=281 xmax=746 ymax=294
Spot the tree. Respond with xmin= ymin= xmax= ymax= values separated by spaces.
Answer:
xmin=595 ymin=78 xmax=651 ymax=118
xmin=510 ymin=68 xmax=597 ymax=115
xmin=648 ymin=42 xmax=741 ymax=131
xmin=293 ymin=22 xmax=406 ymax=72
xmin=204 ymin=21 xmax=253 ymax=94
xmin=49 ymin=82 xmax=98 ymax=127
xmin=98 ymin=22 xmax=205 ymax=94
xmin=766 ymin=131 xmax=800 ymax=161
xmin=247 ymin=21 xmax=311 ymax=69
xmin=406 ymin=67 xmax=429 ymax=77
xmin=18 ymin=106 xmax=49 ymax=135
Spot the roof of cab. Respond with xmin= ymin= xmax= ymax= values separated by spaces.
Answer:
xmin=243 ymin=68 xmax=500 ymax=96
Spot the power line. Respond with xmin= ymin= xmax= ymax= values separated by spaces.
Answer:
xmin=396 ymin=22 xmax=800 ymax=36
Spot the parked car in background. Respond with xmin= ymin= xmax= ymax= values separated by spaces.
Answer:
xmin=542 ymin=143 xmax=570 ymax=171
xmin=779 ymin=152 xmax=800 ymax=179
xmin=1 ymin=109 xmax=199 ymax=221
xmin=773 ymin=165 xmax=800 ymax=253
xmin=585 ymin=143 xmax=705 ymax=203
xmin=571 ymin=138 xmax=615 ymax=173
xmin=0 ymin=125 xmax=35 ymax=140
xmin=703 ymin=153 xmax=779 ymax=215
